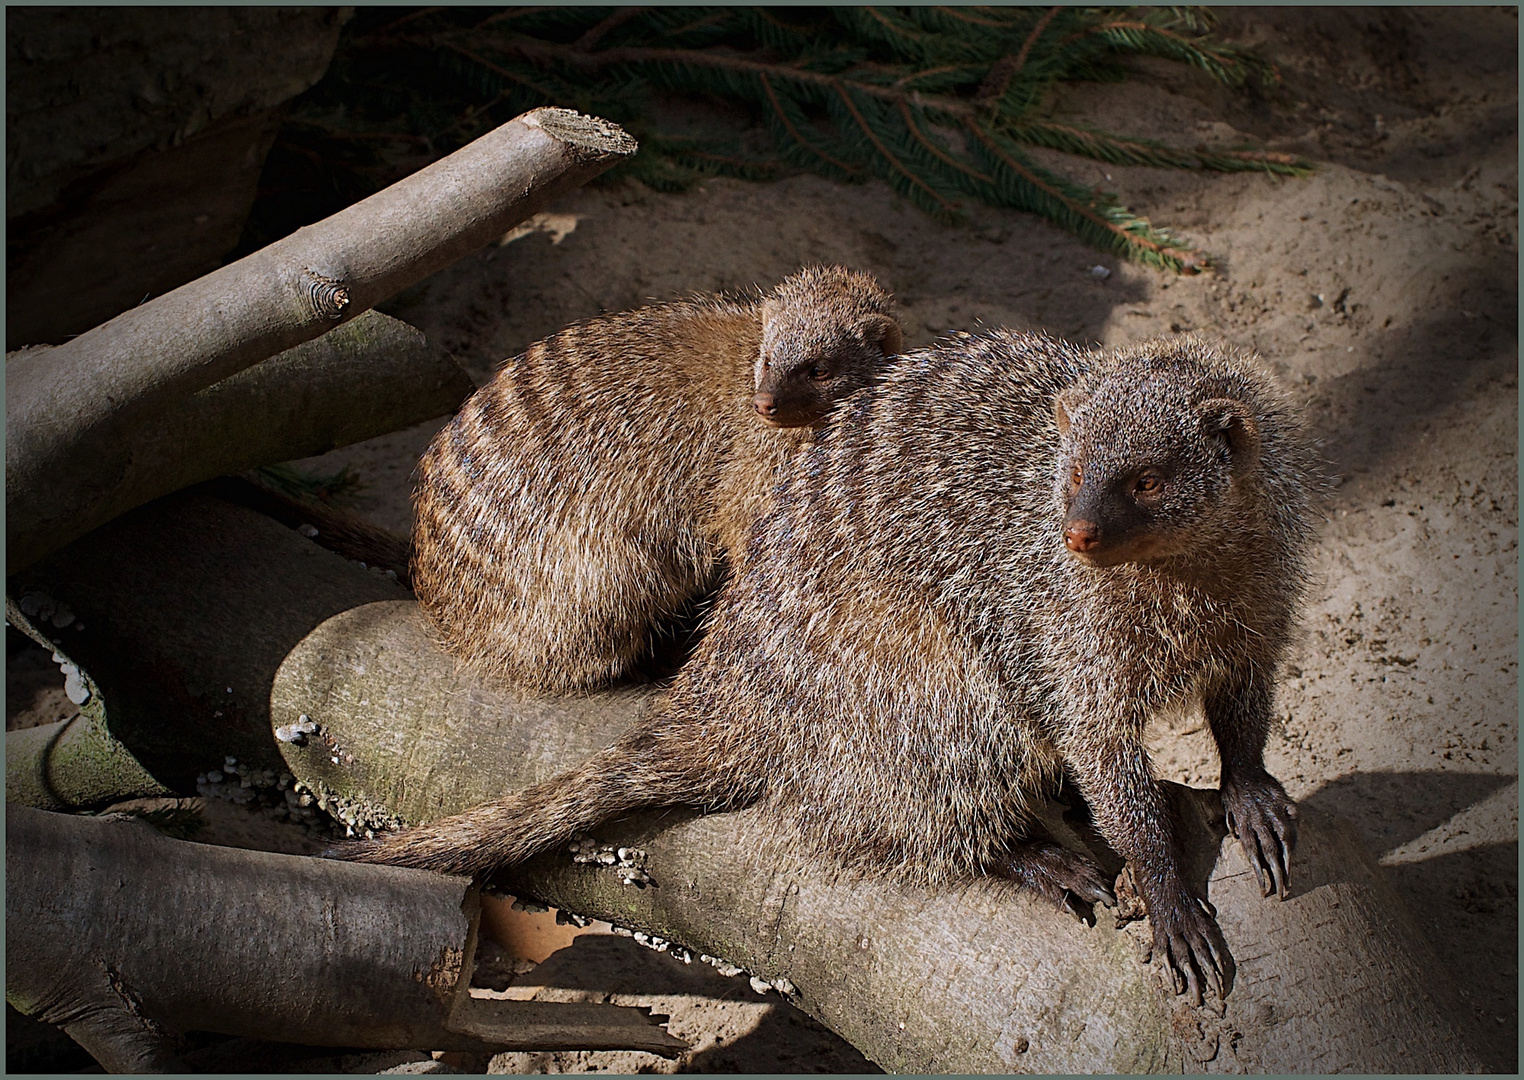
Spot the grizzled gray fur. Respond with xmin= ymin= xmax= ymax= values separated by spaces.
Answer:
xmin=343 ymin=329 xmax=1319 ymax=1005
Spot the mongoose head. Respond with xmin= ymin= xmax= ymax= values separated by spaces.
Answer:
xmin=1052 ymin=346 xmax=1262 ymax=569
xmin=753 ymin=266 xmax=902 ymax=428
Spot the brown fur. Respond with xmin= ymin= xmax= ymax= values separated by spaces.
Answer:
xmin=410 ymin=265 xmax=898 ymax=693
xmin=342 ymin=330 xmax=1318 ymax=1003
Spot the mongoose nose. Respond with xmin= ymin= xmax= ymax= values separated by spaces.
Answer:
xmin=1064 ymin=522 xmax=1102 ymax=553
xmin=752 ymin=392 xmax=777 ymax=418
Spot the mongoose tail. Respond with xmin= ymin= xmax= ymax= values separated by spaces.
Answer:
xmin=332 ymin=725 xmax=746 ymax=877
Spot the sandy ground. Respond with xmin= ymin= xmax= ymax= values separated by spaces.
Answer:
xmin=8 ymin=7 xmax=1515 ymax=1073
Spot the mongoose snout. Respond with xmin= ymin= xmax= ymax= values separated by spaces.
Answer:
xmin=752 ymin=310 xmax=902 ymax=428
xmin=751 ymin=389 xmax=785 ymax=423
xmin=1063 ymin=519 xmax=1103 ymax=553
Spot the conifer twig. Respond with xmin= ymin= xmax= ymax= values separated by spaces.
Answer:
xmin=977 ymin=5 xmax=1061 ymax=104
xmin=333 ymin=8 xmax=1310 ymax=268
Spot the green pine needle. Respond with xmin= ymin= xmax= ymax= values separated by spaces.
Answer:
xmin=300 ymin=6 xmax=1312 ymax=273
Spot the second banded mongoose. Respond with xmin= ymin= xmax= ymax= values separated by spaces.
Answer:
xmin=342 ymin=330 xmax=1318 ymax=1004
xmin=412 ymin=265 xmax=901 ymax=693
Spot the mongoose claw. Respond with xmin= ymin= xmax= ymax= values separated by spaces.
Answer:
xmin=992 ymin=840 xmax=1115 ymax=919
xmin=1152 ymin=894 xmax=1235 ymax=1006
xmin=1221 ymin=772 xmax=1299 ymax=900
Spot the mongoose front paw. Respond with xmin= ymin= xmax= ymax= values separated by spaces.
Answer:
xmin=1221 ymin=771 xmax=1298 ymax=899
xmin=1147 ymin=893 xmax=1234 ymax=1006
xmin=993 ymin=840 xmax=1117 ymax=921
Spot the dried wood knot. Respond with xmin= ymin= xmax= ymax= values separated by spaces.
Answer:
xmin=302 ymin=270 xmax=351 ymax=320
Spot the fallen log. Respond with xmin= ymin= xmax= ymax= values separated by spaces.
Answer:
xmin=5 ymin=805 xmax=684 ymax=1072
xmin=5 ymin=309 xmax=473 ymax=575
xmin=7 ymin=491 xmax=1492 ymax=1072
xmin=7 ymin=106 xmax=636 ymax=573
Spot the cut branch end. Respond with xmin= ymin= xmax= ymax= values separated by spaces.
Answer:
xmin=525 ymin=108 xmax=639 ymax=160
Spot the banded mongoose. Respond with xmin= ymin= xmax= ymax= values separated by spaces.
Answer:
xmin=411 ymin=265 xmax=901 ymax=693
xmin=341 ymin=330 xmax=1318 ymax=1004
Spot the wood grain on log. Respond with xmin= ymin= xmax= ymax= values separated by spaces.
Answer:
xmin=6 ymin=310 xmax=473 ymax=574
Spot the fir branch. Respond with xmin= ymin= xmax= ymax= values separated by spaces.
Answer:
xmin=832 ymin=84 xmax=959 ymax=214
xmin=929 ymin=7 xmax=1035 ymax=31
xmin=965 ymin=121 xmax=1205 ymax=272
xmin=1059 ymin=19 xmax=1270 ymax=87
xmin=1010 ymin=121 xmax=1309 ymax=175
xmin=288 ymin=6 xmax=1310 ymax=275
xmin=977 ymin=6 xmax=1062 ymax=104
xmin=758 ymin=72 xmax=862 ymax=179
xmin=436 ymin=39 xmax=566 ymax=103
xmin=575 ymin=7 xmax=651 ymax=52
xmin=898 ymin=100 xmax=993 ymax=184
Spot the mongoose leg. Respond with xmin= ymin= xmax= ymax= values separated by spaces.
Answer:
xmin=1067 ymin=733 xmax=1234 ymax=1005
xmin=1205 ymin=672 xmax=1299 ymax=899
xmin=989 ymin=838 xmax=1116 ymax=920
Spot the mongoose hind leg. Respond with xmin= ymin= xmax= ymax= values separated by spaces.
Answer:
xmin=989 ymin=838 xmax=1117 ymax=922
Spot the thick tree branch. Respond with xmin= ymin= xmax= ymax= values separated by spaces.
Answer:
xmin=8 ymin=492 xmax=1491 ymax=1073
xmin=7 ymin=107 xmax=635 ymax=573
xmin=6 ymin=310 xmax=473 ymax=573
xmin=5 ymin=806 xmax=684 ymax=1071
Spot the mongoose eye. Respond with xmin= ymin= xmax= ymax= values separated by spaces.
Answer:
xmin=1070 ymin=467 xmax=1083 ymax=490
xmin=808 ymin=364 xmax=832 ymax=381
xmin=1133 ymin=471 xmax=1163 ymax=495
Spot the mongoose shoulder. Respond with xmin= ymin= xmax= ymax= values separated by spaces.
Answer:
xmin=343 ymin=330 xmax=1319 ymax=1004
xmin=411 ymin=265 xmax=901 ymax=693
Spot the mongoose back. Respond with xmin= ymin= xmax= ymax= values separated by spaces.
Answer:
xmin=344 ymin=330 xmax=1319 ymax=1003
xmin=411 ymin=265 xmax=900 ymax=693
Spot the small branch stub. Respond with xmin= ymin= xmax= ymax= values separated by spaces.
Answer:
xmin=303 ymin=271 xmax=351 ymax=320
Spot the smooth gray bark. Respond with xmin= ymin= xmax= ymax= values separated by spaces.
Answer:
xmin=5 ymin=805 xmax=684 ymax=1072
xmin=6 ymin=310 xmax=474 ymax=573
xmin=8 ymin=492 xmax=1492 ymax=1073
xmin=7 ymin=106 xmax=635 ymax=573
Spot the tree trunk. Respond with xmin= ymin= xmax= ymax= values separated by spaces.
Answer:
xmin=7 ymin=106 xmax=635 ymax=574
xmin=8 ymin=492 xmax=1492 ymax=1073
xmin=5 ymin=805 xmax=684 ymax=1072
xmin=5 ymin=309 xmax=473 ymax=575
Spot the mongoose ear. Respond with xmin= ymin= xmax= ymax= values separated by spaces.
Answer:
xmin=1197 ymin=398 xmax=1261 ymax=471
xmin=759 ymin=295 xmax=787 ymax=336
xmin=861 ymin=314 xmax=903 ymax=357
xmin=1053 ymin=386 xmax=1090 ymax=437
